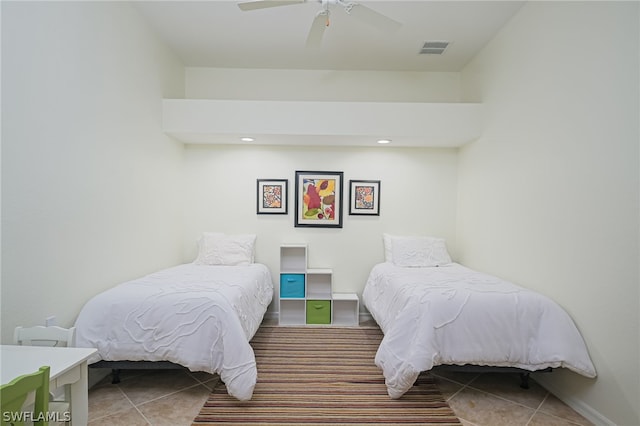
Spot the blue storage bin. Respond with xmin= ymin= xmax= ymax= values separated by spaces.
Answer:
xmin=280 ymin=274 xmax=305 ymax=298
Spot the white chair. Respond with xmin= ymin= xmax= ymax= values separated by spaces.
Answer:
xmin=14 ymin=325 xmax=76 ymax=347
xmin=14 ymin=326 xmax=76 ymax=425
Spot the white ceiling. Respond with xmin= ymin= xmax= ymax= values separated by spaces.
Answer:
xmin=134 ymin=0 xmax=525 ymax=72
xmin=133 ymin=0 xmax=525 ymax=147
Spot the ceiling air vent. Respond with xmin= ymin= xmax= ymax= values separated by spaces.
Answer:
xmin=419 ymin=40 xmax=449 ymax=55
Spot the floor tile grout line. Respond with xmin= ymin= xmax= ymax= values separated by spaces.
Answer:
xmin=120 ymin=386 xmax=154 ymax=425
xmin=114 ymin=380 xmax=183 ymax=425
xmin=446 ymin=373 xmax=546 ymax=425
xmin=438 ymin=372 xmax=531 ymax=406
xmin=523 ymin=392 xmax=545 ymax=426
xmin=447 ymin=379 xmax=590 ymax=426
xmin=463 ymin=382 xmax=590 ymax=425
xmin=531 ymin=391 xmax=550 ymax=422
xmin=89 ymin=369 xmax=591 ymax=426
xmin=186 ymin=371 xmax=220 ymax=390
xmin=117 ymin=385 xmax=151 ymax=425
xmin=113 ymin=370 xmax=207 ymax=408
xmin=132 ymin=381 xmax=211 ymax=408
xmin=525 ymin=392 xmax=572 ymax=426
xmin=444 ymin=381 xmax=467 ymax=403
xmin=437 ymin=375 xmax=470 ymax=424
xmin=466 ymin=383 xmax=543 ymax=412
xmin=532 ymin=392 xmax=593 ymax=426
xmin=457 ymin=417 xmax=480 ymax=426
xmin=88 ymin=384 xmax=148 ymax=424
xmin=533 ymin=408 xmax=592 ymax=426
xmin=527 ymin=391 xmax=549 ymax=424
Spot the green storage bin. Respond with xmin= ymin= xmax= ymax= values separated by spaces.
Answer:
xmin=306 ymin=300 xmax=331 ymax=324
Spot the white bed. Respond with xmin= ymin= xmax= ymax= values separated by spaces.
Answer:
xmin=362 ymin=235 xmax=596 ymax=399
xmin=74 ymin=233 xmax=273 ymax=401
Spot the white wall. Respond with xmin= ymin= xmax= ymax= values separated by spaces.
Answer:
xmin=3 ymin=2 xmax=637 ymax=425
xmin=182 ymin=144 xmax=459 ymax=314
xmin=458 ymin=2 xmax=639 ymax=425
xmin=185 ymin=67 xmax=461 ymax=102
xmin=1 ymin=2 xmax=185 ymax=342
xmin=182 ymin=66 xmax=463 ymax=314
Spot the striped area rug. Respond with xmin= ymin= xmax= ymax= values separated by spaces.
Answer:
xmin=193 ymin=325 xmax=461 ymax=425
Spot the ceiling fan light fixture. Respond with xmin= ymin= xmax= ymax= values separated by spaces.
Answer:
xmin=239 ymin=0 xmax=402 ymax=47
xmin=377 ymin=139 xmax=391 ymax=144
xmin=241 ymin=137 xmax=255 ymax=142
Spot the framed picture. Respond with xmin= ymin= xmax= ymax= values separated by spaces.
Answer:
xmin=257 ymin=179 xmax=288 ymax=215
xmin=349 ymin=180 xmax=381 ymax=216
xmin=294 ymin=171 xmax=343 ymax=228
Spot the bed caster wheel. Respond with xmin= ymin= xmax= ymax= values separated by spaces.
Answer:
xmin=111 ymin=369 xmax=121 ymax=384
xmin=519 ymin=373 xmax=530 ymax=389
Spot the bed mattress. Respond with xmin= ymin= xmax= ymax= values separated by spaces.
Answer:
xmin=362 ymin=262 xmax=596 ymax=398
xmin=75 ymin=263 xmax=273 ymax=400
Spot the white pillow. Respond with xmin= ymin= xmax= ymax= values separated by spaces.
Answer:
xmin=195 ymin=233 xmax=256 ymax=266
xmin=194 ymin=232 xmax=224 ymax=264
xmin=390 ymin=235 xmax=452 ymax=267
xmin=383 ymin=233 xmax=393 ymax=262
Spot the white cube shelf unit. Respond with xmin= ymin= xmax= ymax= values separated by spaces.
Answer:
xmin=279 ymin=244 xmax=359 ymax=326
xmin=332 ymin=293 xmax=360 ymax=326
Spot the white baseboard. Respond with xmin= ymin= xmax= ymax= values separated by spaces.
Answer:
xmin=88 ymin=368 xmax=111 ymax=389
xmin=534 ymin=376 xmax=615 ymax=426
xmin=266 ymin=311 xmax=374 ymax=325
xmin=359 ymin=312 xmax=373 ymax=323
xmin=263 ymin=311 xmax=279 ymax=321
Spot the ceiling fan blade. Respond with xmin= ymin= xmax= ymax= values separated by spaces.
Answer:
xmin=306 ymin=12 xmax=327 ymax=48
xmin=238 ymin=0 xmax=306 ymax=12
xmin=347 ymin=3 xmax=401 ymax=33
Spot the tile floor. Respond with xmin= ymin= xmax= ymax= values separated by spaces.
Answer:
xmin=87 ymin=319 xmax=593 ymax=426
xmin=87 ymin=367 xmax=592 ymax=426
xmin=88 ymin=368 xmax=218 ymax=425
xmin=431 ymin=369 xmax=593 ymax=426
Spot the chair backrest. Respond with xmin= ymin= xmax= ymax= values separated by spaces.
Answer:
xmin=13 ymin=326 xmax=76 ymax=348
xmin=0 ymin=365 xmax=50 ymax=426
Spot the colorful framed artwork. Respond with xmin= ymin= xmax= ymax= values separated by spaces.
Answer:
xmin=257 ymin=179 xmax=288 ymax=215
xmin=349 ymin=180 xmax=381 ymax=216
xmin=294 ymin=171 xmax=343 ymax=228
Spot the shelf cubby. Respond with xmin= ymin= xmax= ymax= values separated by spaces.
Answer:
xmin=279 ymin=244 xmax=358 ymax=326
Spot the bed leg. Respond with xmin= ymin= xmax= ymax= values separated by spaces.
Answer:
xmin=111 ymin=369 xmax=121 ymax=384
xmin=519 ymin=372 xmax=530 ymax=389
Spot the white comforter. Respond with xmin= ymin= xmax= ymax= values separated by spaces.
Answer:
xmin=75 ymin=263 xmax=273 ymax=401
xmin=362 ymin=262 xmax=596 ymax=398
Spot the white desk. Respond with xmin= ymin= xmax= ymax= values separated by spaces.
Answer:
xmin=1 ymin=345 xmax=97 ymax=426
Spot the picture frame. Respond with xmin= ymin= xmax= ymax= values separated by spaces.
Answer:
xmin=294 ymin=171 xmax=343 ymax=228
xmin=257 ymin=179 xmax=288 ymax=215
xmin=349 ymin=180 xmax=381 ymax=216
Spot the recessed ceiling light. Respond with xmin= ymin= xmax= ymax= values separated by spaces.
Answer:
xmin=377 ymin=139 xmax=392 ymax=144
xmin=241 ymin=137 xmax=254 ymax=142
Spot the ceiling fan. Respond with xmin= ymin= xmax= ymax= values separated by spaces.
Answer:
xmin=237 ymin=0 xmax=402 ymax=48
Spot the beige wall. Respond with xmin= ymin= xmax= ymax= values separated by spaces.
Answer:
xmin=1 ymin=2 xmax=185 ymax=341
xmin=185 ymin=67 xmax=461 ymax=102
xmin=181 ymin=56 xmax=465 ymax=314
xmin=2 ymin=2 xmax=638 ymax=425
xmin=181 ymin=144 xmax=459 ymax=314
xmin=458 ymin=2 xmax=639 ymax=425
